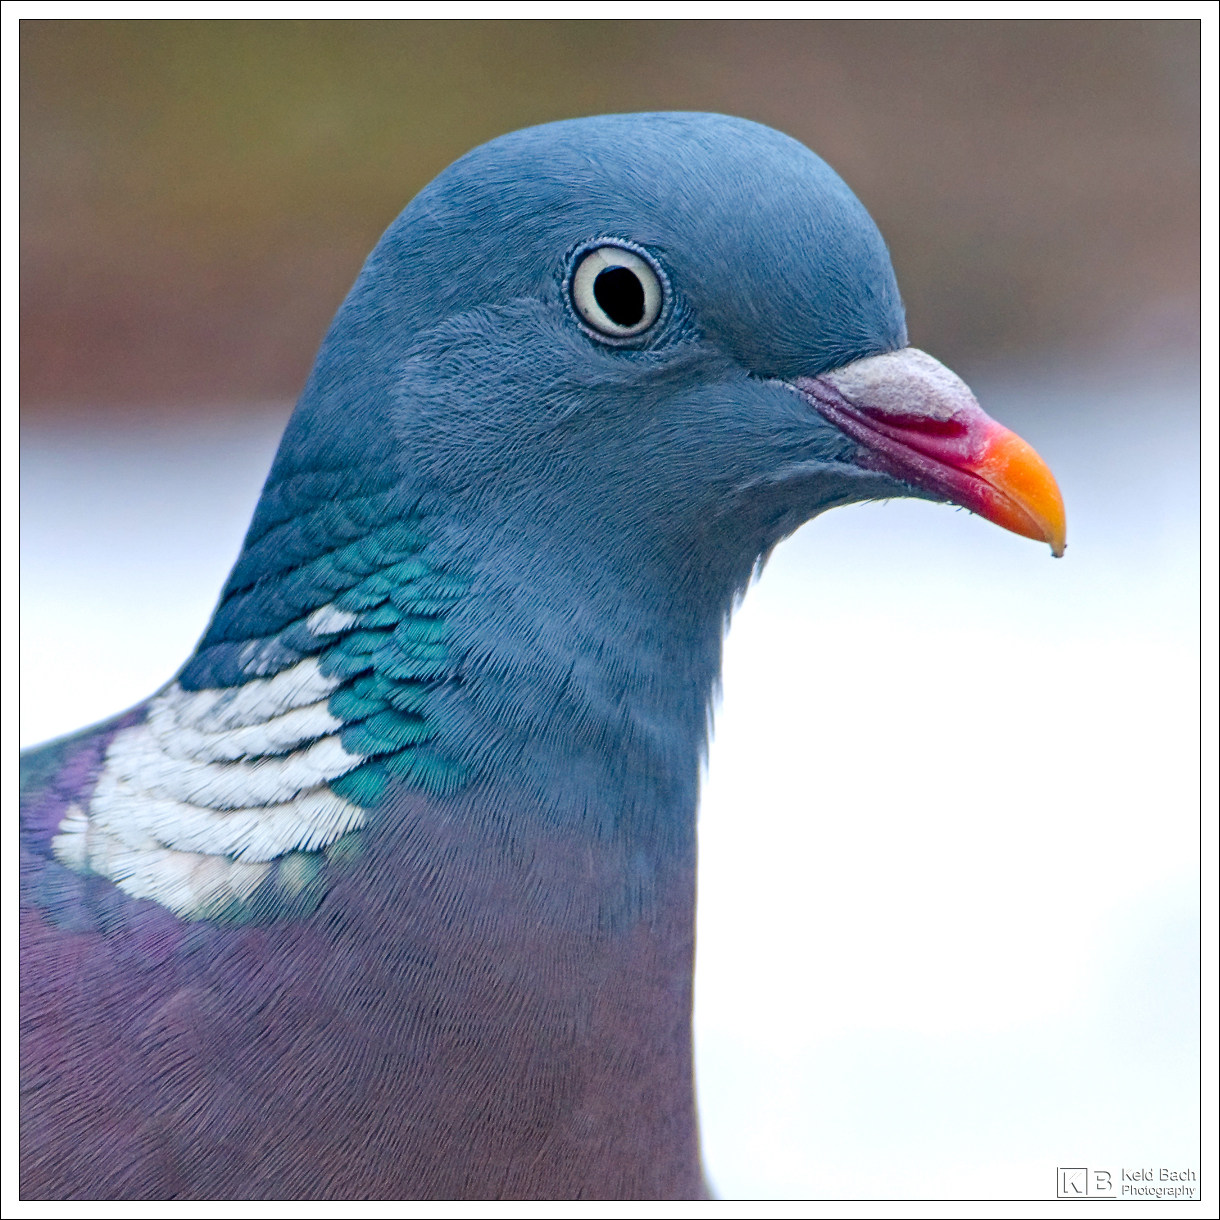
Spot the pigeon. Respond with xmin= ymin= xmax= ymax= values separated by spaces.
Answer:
xmin=20 ymin=112 xmax=1065 ymax=1200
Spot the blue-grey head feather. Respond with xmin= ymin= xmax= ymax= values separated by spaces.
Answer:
xmin=180 ymin=112 xmax=910 ymax=849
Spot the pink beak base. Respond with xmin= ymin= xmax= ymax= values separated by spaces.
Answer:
xmin=795 ymin=348 xmax=1067 ymax=557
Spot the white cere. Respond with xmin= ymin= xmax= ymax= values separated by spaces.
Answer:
xmin=570 ymin=245 xmax=663 ymax=338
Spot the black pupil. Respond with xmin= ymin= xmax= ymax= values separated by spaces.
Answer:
xmin=593 ymin=266 xmax=646 ymax=327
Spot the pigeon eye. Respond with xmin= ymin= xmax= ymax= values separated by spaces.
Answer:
xmin=570 ymin=245 xmax=663 ymax=339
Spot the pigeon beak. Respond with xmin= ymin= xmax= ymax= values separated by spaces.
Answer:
xmin=795 ymin=347 xmax=1067 ymax=557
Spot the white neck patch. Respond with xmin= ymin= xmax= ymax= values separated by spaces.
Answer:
xmin=52 ymin=649 xmax=369 ymax=921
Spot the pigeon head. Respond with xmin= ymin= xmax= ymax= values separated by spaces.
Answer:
xmin=269 ymin=112 xmax=1058 ymax=593
xmin=267 ymin=112 xmax=911 ymax=578
xmin=55 ymin=113 xmax=1065 ymax=921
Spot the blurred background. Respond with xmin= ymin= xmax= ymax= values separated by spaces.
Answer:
xmin=20 ymin=19 xmax=1201 ymax=1201
xmin=22 ymin=19 xmax=1199 ymax=407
